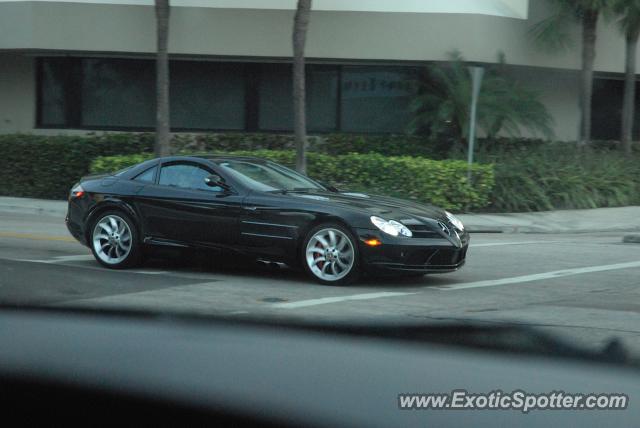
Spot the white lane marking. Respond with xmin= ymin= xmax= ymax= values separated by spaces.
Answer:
xmin=437 ymin=260 xmax=640 ymax=291
xmin=272 ymin=292 xmax=417 ymax=309
xmin=129 ymin=270 xmax=170 ymax=275
xmin=10 ymin=257 xmax=169 ymax=275
xmin=52 ymin=255 xmax=94 ymax=262
xmin=16 ymin=255 xmax=94 ymax=264
xmin=471 ymin=241 xmax=561 ymax=248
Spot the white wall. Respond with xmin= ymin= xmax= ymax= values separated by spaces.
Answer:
xmin=0 ymin=1 xmax=632 ymax=73
xmin=0 ymin=0 xmax=529 ymax=18
xmin=506 ymin=67 xmax=581 ymax=141
xmin=0 ymin=0 xmax=622 ymax=140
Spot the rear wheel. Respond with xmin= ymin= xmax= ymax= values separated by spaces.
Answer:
xmin=90 ymin=211 xmax=141 ymax=269
xmin=302 ymin=223 xmax=360 ymax=285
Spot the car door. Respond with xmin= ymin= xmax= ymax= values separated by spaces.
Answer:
xmin=239 ymin=191 xmax=318 ymax=261
xmin=135 ymin=161 xmax=244 ymax=249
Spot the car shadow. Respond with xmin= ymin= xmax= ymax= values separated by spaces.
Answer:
xmin=142 ymin=249 xmax=456 ymax=289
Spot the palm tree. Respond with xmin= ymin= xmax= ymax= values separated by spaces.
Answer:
xmin=155 ymin=0 xmax=171 ymax=157
xmin=409 ymin=52 xmax=555 ymax=142
xmin=613 ymin=0 xmax=640 ymax=154
xmin=530 ymin=0 xmax=612 ymax=146
xmin=292 ymin=0 xmax=312 ymax=174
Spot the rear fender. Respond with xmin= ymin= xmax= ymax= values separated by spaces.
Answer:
xmin=84 ymin=198 xmax=141 ymax=243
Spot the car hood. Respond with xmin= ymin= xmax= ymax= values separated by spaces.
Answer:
xmin=288 ymin=190 xmax=449 ymax=224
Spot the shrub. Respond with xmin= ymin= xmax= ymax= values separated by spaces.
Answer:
xmin=409 ymin=51 xmax=554 ymax=141
xmin=171 ymin=133 xmax=444 ymax=158
xmin=471 ymin=142 xmax=640 ymax=212
xmin=0 ymin=134 xmax=153 ymax=199
xmin=90 ymin=150 xmax=495 ymax=211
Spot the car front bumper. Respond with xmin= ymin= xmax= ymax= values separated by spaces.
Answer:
xmin=354 ymin=228 xmax=469 ymax=274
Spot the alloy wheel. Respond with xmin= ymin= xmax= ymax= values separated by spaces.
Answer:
xmin=305 ymin=228 xmax=355 ymax=282
xmin=92 ymin=215 xmax=133 ymax=265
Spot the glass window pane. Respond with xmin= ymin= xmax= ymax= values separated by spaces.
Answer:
xmin=39 ymin=59 xmax=68 ymax=126
xmin=258 ymin=64 xmax=338 ymax=132
xmin=134 ymin=166 xmax=157 ymax=183
xmin=159 ymin=164 xmax=220 ymax=192
xmin=308 ymin=67 xmax=339 ymax=132
xmin=81 ymin=59 xmax=155 ymax=128
xmin=591 ymin=78 xmax=622 ymax=140
xmin=258 ymin=64 xmax=292 ymax=131
xmin=171 ymin=61 xmax=246 ymax=130
xmin=340 ymin=66 xmax=415 ymax=133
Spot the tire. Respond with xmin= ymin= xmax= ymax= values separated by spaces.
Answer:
xmin=89 ymin=210 xmax=141 ymax=269
xmin=301 ymin=223 xmax=360 ymax=286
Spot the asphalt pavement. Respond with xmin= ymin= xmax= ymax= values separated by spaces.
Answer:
xmin=2 ymin=207 xmax=640 ymax=358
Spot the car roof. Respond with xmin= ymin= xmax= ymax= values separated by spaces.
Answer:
xmin=160 ymin=154 xmax=269 ymax=164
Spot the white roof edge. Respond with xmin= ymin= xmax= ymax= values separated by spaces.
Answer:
xmin=0 ymin=0 xmax=529 ymax=19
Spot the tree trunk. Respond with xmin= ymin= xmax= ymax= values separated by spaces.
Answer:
xmin=293 ymin=0 xmax=312 ymax=174
xmin=621 ymin=30 xmax=639 ymax=155
xmin=155 ymin=0 xmax=171 ymax=158
xmin=579 ymin=10 xmax=598 ymax=147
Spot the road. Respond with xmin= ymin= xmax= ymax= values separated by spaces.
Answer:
xmin=2 ymin=212 xmax=640 ymax=356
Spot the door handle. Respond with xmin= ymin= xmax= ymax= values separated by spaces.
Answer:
xmin=243 ymin=206 xmax=258 ymax=211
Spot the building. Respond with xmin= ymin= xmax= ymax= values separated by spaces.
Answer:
xmin=0 ymin=0 xmax=635 ymax=141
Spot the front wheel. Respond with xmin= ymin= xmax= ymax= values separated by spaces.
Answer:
xmin=302 ymin=223 xmax=360 ymax=285
xmin=90 ymin=211 xmax=141 ymax=269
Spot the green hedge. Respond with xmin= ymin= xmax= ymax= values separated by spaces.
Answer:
xmin=4 ymin=132 xmax=640 ymax=212
xmin=0 ymin=134 xmax=153 ymax=199
xmin=171 ymin=133 xmax=443 ymax=158
xmin=0 ymin=132 xmax=440 ymax=200
xmin=90 ymin=150 xmax=494 ymax=211
xmin=473 ymin=143 xmax=640 ymax=212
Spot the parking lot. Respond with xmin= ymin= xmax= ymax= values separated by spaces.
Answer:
xmin=2 ymin=211 xmax=640 ymax=355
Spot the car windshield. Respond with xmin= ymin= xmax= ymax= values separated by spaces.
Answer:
xmin=217 ymin=159 xmax=325 ymax=192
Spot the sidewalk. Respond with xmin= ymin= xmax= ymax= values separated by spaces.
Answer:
xmin=0 ymin=196 xmax=638 ymax=234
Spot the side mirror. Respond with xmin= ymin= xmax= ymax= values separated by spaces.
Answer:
xmin=204 ymin=174 xmax=231 ymax=191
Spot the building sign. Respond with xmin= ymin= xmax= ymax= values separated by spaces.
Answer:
xmin=342 ymin=71 xmax=413 ymax=99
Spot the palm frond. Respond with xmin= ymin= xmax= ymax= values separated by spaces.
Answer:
xmin=408 ymin=52 xmax=555 ymax=141
xmin=528 ymin=12 xmax=574 ymax=52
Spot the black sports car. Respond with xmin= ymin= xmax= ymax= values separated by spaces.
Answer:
xmin=66 ymin=155 xmax=469 ymax=285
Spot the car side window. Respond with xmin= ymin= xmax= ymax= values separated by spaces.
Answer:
xmin=158 ymin=163 xmax=222 ymax=192
xmin=133 ymin=166 xmax=157 ymax=183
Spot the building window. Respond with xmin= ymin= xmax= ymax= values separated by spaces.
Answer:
xmin=257 ymin=64 xmax=293 ymax=131
xmin=37 ymin=57 xmax=415 ymax=134
xmin=38 ymin=58 xmax=78 ymax=127
xmin=592 ymin=77 xmax=640 ymax=141
xmin=82 ymin=59 xmax=155 ymax=129
xmin=171 ymin=61 xmax=246 ymax=131
xmin=258 ymin=64 xmax=339 ymax=132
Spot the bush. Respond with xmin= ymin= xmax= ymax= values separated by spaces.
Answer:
xmin=90 ymin=150 xmax=495 ymax=211
xmin=5 ymin=132 xmax=640 ymax=213
xmin=171 ymin=133 xmax=444 ymax=158
xmin=470 ymin=142 xmax=640 ymax=212
xmin=0 ymin=134 xmax=153 ymax=199
xmin=1 ymin=132 xmax=447 ymax=201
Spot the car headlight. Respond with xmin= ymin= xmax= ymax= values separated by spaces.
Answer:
xmin=370 ymin=216 xmax=412 ymax=238
xmin=445 ymin=211 xmax=465 ymax=231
